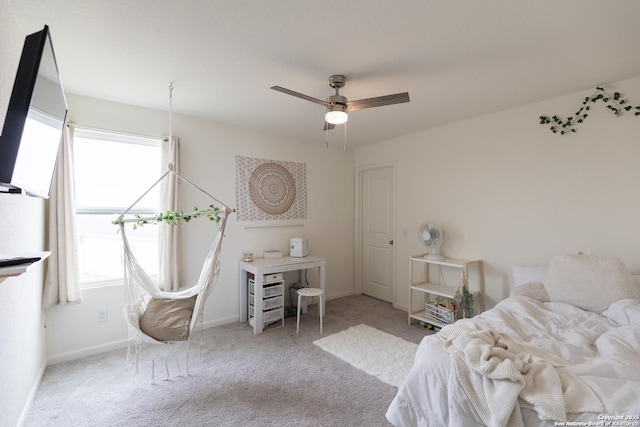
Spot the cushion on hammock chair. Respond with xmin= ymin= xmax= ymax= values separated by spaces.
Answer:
xmin=139 ymin=295 xmax=197 ymax=342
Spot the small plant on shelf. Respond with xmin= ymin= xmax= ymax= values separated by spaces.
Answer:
xmin=462 ymin=287 xmax=474 ymax=318
xmin=455 ymin=287 xmax=475 ymax=319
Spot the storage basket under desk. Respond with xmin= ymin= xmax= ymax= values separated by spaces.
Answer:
xmin=249 ymin=281 xmax=284 ymax=298
xmin=248 ymin=277 xmax=285 ymax=329
xmin=249 ymin=305 xmax=284 ymax=324
xmin=249 ymin=294 xmax=284 ymax=310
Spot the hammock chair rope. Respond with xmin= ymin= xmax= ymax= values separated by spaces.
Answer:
xmin=118 ymin=167 xmax=234 ymax=378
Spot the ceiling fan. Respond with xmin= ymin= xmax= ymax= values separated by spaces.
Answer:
xmin=271 ymin=75 xmax=410 ymax=130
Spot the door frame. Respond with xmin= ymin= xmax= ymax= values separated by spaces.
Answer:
xmin=355 ymin=161 xmax=397 ymax=304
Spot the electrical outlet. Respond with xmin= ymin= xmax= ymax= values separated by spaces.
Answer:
xmin=96 ymin=309 xmax=108 ymax=323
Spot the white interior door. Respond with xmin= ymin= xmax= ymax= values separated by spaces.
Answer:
xmin=361 ymin=166 xmax=394 ymax=302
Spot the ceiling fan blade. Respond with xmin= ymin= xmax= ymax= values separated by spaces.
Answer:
xmin=346 ymin=92 xmax=410 ymax=111
xmin=323 ymin=121 xmax=335 ymax=131
xmin=271 ymin=86 xmax=329 ymax=107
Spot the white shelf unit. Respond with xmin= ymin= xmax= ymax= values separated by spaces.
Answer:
xmin=248 ymin=272 xmax=285 ymax=330
xmin=0 ymin=252 xmax=50 ymax=282
xmin=408 ymin=255 xmax=483 ymax=328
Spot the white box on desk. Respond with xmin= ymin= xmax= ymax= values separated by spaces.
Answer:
xmin=263 ymin=250 xmax=283 ymax=259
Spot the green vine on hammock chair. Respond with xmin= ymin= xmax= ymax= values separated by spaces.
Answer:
xmin=539 ymin=86 xmax=640 ymax=135
xmin=112 ymin=204 xmax=222 ymax=230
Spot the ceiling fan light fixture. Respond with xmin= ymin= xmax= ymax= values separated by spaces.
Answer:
xmin=271 ymin=75 xmax=409 ymax=131
xmin=325 ymin=105 xmax=348 ymax=124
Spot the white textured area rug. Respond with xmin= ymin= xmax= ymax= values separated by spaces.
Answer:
xmin=313 ymin=324 xmax=418 ymax=388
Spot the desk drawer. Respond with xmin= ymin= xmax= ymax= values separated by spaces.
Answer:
xmin=264 ymin=273 xmax=283 ymax=284
xmin=280 ymin=261 xmax=321 ymax=272
xmin=247 ymin=272 xmax=283 ymax=284
xmin=250 ymin=294 xmax=283 ymax=310
xmin=249 ymin=281 xmax=284 ymax=297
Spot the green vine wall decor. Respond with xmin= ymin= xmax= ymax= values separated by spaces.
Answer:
xmin=539 ymin=86 xmax=640 ymax=135
xmin=112 ymin=204 xmax=222 ymax=229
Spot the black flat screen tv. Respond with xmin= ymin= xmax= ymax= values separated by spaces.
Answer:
xmin=0 ymin=25 xmax=68 ymax=199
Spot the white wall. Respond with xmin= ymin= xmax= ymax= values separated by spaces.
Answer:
xmin=28 ymin=77 xmax=640 ymax=364
xmin=44 ymin=94 xmax=356 ymax=362
xmin=0 ymin=196 xmax=48 ymax=427
xmin=356 ymin=76 xmax=640 ymax=311
xmin=0 ymin=5 xmax=49 ymax=427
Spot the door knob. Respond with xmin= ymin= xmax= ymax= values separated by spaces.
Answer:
xmin=389 ymin=240 xmax=394 ymax=245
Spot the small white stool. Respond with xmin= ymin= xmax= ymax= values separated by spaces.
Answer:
xmin=296 ymin=288 xmax=324 ymax=334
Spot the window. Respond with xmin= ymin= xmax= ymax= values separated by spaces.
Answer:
xmin=73 ymin=128 xmax=162 ymax=287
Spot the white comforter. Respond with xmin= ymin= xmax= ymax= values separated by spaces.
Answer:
xmin=386 ymin=296 xmax=640 ymax=427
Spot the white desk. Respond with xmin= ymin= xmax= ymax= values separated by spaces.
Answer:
xmin=239 ymin=256 xmax=326 ymax=334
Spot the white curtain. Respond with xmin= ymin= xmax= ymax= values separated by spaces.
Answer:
xmin=43 ymin=125 xmax=80 ymax=308
xmin=159 ymin=136 xmax=181 ymax=291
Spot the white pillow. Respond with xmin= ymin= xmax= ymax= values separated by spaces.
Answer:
xmin=544 ymin=254 xmax=637 ymax=313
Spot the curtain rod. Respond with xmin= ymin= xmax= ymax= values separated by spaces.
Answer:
xmin=66 ymin=122 xmax=166 ymax=141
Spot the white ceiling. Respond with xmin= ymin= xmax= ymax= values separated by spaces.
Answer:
xmin=8 ymin=0 xmax=640 ymax=147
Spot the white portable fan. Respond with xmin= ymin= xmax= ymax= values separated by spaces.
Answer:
xmin=418 ymin=222 xmax=444 ymax=260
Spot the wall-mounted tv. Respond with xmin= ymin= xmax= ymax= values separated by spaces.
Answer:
xmin=0 ymin=25 xmax=68 ymax=199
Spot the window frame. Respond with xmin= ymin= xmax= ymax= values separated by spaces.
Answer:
xmin=73 ymin=127 xmax=163 ymax=289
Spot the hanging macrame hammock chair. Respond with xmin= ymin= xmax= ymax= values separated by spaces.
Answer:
xmin=116 ymin=167 xmax=233 ymax=354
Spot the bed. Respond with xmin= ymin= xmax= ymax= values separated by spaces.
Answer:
xmin=387 ymin=253 xmax=640 ymax=427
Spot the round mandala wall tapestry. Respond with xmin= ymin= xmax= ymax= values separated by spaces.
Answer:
xmin=248 ymin=162 xmax=296 ymax=215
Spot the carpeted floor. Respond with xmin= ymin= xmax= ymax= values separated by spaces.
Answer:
xmin=26 ymin=294 xmax=433 ymax=427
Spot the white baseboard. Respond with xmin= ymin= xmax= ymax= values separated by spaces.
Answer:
xmin=46 ymin=315 xmax=240 ymax=366
xmin=201 ymin=314 xmax=238 ymax=330
xmin=47 ymin=339 xmax=128 ymax=366
xmin=394 ymin=302 xmax=409 ymax=312
xmin=328 ymin=290 xmax=355 ymax=300
xmin=17 ymin=361 xmax=46 ymax=427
